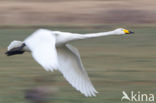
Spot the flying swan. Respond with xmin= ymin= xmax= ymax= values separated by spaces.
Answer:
xmin=5 ymin=28 xmax=134 ymax=97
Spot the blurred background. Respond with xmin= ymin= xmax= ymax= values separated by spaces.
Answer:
xmin=0 ymin=0 xmax=156 ymax=26
xmin=0 ymin=0 xmax=156 ymax=103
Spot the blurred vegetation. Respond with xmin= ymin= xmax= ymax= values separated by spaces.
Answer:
xmin=0 ymin=0 xmax=155 ymax=26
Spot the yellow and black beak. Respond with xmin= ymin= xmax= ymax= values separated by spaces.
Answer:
xmin=123 ymin=29 xmax=134 ymax=34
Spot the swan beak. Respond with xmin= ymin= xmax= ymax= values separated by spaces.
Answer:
xmin=129 ymin=31 xmax=134 ymax=34
xmin=123 ymin=29 xmax=134 ymax=34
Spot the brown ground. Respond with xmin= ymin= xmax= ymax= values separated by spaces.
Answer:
xmin=0 ymin=0 xmax=156 ymax=25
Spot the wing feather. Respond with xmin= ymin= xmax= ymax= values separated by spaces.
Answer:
xmin=57 ymin=44 xmax=98 ymax=97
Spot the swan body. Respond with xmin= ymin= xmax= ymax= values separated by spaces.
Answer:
xmin=6 ymin=28 xmax=133 ymax=97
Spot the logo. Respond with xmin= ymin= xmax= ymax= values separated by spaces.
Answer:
xmin=121 ymin=91 xmax=154 ymax=102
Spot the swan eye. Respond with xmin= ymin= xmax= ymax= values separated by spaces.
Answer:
xmin=123 ymin=29 xmax=130 ymax=34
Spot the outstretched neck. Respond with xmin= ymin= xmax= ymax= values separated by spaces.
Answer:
xmin=79 ymin=31 xmax=115 ymax=40
xmin=54 ymin=30 xmax=117 ymax=44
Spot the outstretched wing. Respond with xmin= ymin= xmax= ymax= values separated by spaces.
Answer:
xmin=57 ymin=44 xmax=98 ymax=97
xmin=24 ymin=29 xmax=58 ymax=71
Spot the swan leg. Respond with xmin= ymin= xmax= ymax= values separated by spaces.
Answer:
xmin=5 ymin=43 xmax=26 ymax=56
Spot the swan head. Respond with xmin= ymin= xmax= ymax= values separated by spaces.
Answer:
xmin=113 ymin=28 xmax=134 ymax=35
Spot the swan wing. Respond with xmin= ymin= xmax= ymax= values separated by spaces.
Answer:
xmin=24 ymin=29 xmax=58 ymax=71
xmin=57 ymin=44 xmax=98 ymax=97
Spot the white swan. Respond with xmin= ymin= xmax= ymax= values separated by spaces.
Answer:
xmin=5 ymin=28 xmax=133 ymax=97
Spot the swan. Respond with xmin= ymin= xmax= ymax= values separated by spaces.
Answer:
xmin=5 ymin=28 xmax=134 ymax=97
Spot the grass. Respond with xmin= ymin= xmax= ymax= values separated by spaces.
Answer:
xmin=0 ymin=27 xmax=156 ymax=103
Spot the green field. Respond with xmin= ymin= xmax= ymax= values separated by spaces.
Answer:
xmin=0 ymin=27 xmax=156 ymax=103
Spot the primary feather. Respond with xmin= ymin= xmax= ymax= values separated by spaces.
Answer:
xmin=57 ymin=44 xmax=98 ymax=96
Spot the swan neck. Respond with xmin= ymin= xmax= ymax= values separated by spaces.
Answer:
xmin=81 ymin=31 xmax=115 ymax=39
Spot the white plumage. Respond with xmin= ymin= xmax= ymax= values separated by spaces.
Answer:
xmin=24 ymin=30 xmax=58 ymax=71
xmin=6 ymin=28 xmax=133 ymax=97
